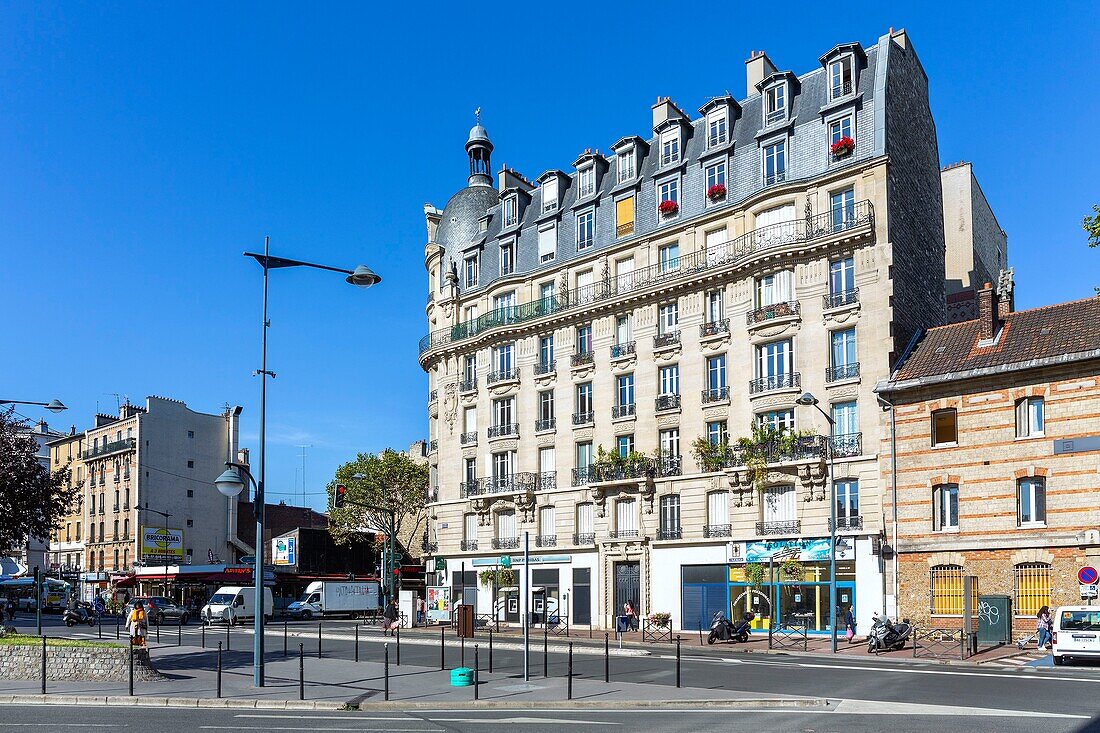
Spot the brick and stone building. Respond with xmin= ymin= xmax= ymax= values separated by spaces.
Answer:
xmin=877 ymin=288 xmax=1100 ymax=636
xmin=941 ymin=161 xmax=1008 ymax=323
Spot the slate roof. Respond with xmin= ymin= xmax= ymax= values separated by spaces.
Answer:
xmin=890 ymin=296 xmax=1100 ymax=383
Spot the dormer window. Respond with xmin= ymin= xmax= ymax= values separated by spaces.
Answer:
xmin=538 ymin=223 xmax=557 ymax=263
xmin=541 ymin=178 xmax=558 ymax=213
xmin=578 ymin=166 xmax=595 ymax=198
xmin=829 ymin=55 xmax=854 ymax=99
xmin=617 ymin=149 xmax=635 ymax=182
xmin=764 ymin=83 xmax=787 ymax=126
xmin=500 ymin=240 xmax=515 ymax=276
xmin=503 ymin=195 xmax=518 ymax=227
xmin=707 ymin=110 xmax=728 ymax=148
xmin=660 ymin=129 xmax=680 ymax=166
xmin=464 ymin=254 xmax=479 ymax=288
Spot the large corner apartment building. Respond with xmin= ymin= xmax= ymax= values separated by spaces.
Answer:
xmin=418 ymin=30 xmax=976 ymax=634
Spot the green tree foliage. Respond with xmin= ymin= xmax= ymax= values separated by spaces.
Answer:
xmin=326 ymin=449 xmax=429 ymax=556
xmin=0 ymin=409 xmax=75 ymax=554
xmin=1085 ymin=205 xmax=1100 ymax=293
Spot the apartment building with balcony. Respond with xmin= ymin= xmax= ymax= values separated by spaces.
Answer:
xmin=419 ymin=30 xmax=951 ymax=634
xmin=46 ymin=428 xmax=87 ymax=584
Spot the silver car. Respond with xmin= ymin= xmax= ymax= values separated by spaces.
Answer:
xmin=124 ymin=596 xmax=190 ymax=625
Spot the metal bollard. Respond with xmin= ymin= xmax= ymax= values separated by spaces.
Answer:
xmin=201 ymin=623 xmax=205 ymax=649
xmin=318 ymin=622 xmax=322 ymax=659
xmin=567 ymin=642 xmax=573 ymax=700
xmin=440 ymin=625 xmax=445 ymax=670
xmin=284 ymin=619 xmax=288 ymax=657
xmin=298 ymin=643 xmax=304 ymax=700
xmin=98 ymin=614 xmax=102 ymax=639
xmin=355 ymin=625 xmax=360 ymax=662
xmin=177 ymin=622 xmax=181 ymax=646
xmin=474 ymin=643 xmax=479 ymax=701
xmin=128 ymin=642 xmax=134 ymax=696
xmin=543 ymin=624 xmax=548 ymax=677
xmin=488 ymin=630 xmax=493 ymax=673
xmin=675 ymin=635 xmax=681 ymax=688
xmin=216 ymin=641 xmax=223 ymax=698
xmin=384 ymin=642 xmax=390 ymax=702
xmin=40 ymin=635 xmax=46 ymax=695
xmin=156 ymin=622 xmax=160 ymax=644
xmin=226 ymin=621 xmax=230 ymax=651
xmin=604 ymin=632 xmax=610 ymax=683
xmin=396 ymin=624 xmax=401 ymax=665
xmin=461 ymin=634 xmax=465 ymax=667
xmin=116 ymin=617 xmax=120 ymax=640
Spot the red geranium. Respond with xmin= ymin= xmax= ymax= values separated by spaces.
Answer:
xmin=707 ymin=183 xmax=727 ymax=201
xmin=830 ymin=135 xmax=855 ymax=157
xmin=658 ymin=200 xmax=679 ymax=216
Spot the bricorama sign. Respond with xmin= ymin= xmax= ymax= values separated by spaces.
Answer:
xmin=140 ymin=526 xmax=184 ymax=562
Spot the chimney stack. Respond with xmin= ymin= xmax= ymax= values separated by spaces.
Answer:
xmin=651 ymin=96 xmax=687 ymax=130
xmin=745 ymin=50 xmax=777 ymax=93
xmin=977 ymin=282 xmax=999 ymax=341
xmin=996 ymin=267 xmax=1015 ymax=320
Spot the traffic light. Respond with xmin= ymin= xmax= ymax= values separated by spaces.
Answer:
xmin=334 ymin=484 xmax=347 ymax=508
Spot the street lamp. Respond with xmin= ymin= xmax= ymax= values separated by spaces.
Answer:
xmin=137 ymin=504 xmax=172 ymax=600
xmin=224 ymin=237 xmax=379 ymax=688
xmin=0 ymin=398 xmax=67 ymax=413
xmin=795 ymin=391 xmax=838 ymax=653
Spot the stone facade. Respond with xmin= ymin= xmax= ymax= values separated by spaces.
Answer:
xmin=941 ymin=161 xmax=1008 ymax=323
xmin=0 ymin=643 xmax=163 ymax=682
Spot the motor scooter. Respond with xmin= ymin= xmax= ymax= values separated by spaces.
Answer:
xmin=867 ymin=612 xmax=912 ymax=653
xmin=63 ymin=603 xmax=97 ymax=628
xmin=707 ymin=611 xmax=754 ymax=644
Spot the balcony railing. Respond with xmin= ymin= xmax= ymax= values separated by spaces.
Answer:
xmin=81 ymin=437 xmax=136 ymax=460
xmin=749 ymin=373 xmax=801 ymax=394
xmin=419 ymin=201 xmax=874 ymax=355
xmin=534 ymin=361 xmax=555 ymax=376
xmin=656 ymin=528 xmax=682 ymax=540
xmin=700 ymin=319 xmax=730 ymax=338
xmin=830 ymin=432 xmax=863 ymax=458
xmin=572 ymin=411 xmax=594 ymax=426
xmin=826 ymin=363 xmax=860 ymax=382
xmin=616 ymin=222 xmax=634 ymax=238
xmin=579 ymin=454 xmax=683 ymax=484
xmin=460 ymin=481 xmax=479 ymax=497
xmin=535 ymin=418 xmax=556 ymax=432
xmin=459 ymin=376 xmax=477 ymax=393
xmin=764 ymin=170 xmax=787 ymax=185
xmin=702 ymin=386 xmax=730 ymax=404
xmin=756 ymin=519 xmax=801 ymax=536
xmin=421 ymin=540 xmax=438 ymax=554
xmin=429 ymin=440 xmax=438 ymax=453
xmin=573 ymin=533 xmax=596 ymax=545
xmin=831 ymin=80 xmax=854 ymax=99
xmin=721 ymin=435 xmax=829 ymax=467
xmin=571 ymin=351 xmax=595 ymax=367
xmin=487 ymin=423 xmax=518 ymax=439
xmin=487 ymin=368 xmax=518 ymax=385
xmin=823 ymin=288 xmax=859 ymax=309
xmin=428 ymin=389 xmax=438 ymax=403
xmin=703 ymin=524 xmax=732 ymax=538
xmin=571 ymin=466 xmax=595 ymax=486
xmin=492 ymin=537 xmax=520 ymax=550
xmin=460 ymin=539 xmax=479 ymax=551
xmin=655 ymin=394 xmax=681 ymax=411
xmin=461 ymin=472 xmax=540 ymax=497
xmin=747 ymin=300 xmax=800 ymax=325
xmin=765 ymin=108 xmax=787 ymax=125
xmin=536 ymin=535 xmax=558 ymax=548
xmin=610 ymin=341 xmax=635 ymax=359
xmin=654 ymin=331 xmax=680 ymax=349
xmin=460 ymin=431 xmax=477 ymax=445
xmin=830 ymin=515 xmax=863 ymax=531
xmin=537 ymin=471 xmax=556 ymax=491
xmin=608 ymin=529 xmax=639 ymax=540
xmin=611 ymin=404 xmax=636 ymax=419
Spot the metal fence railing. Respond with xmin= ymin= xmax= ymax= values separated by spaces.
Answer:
xmin=912 ymin=627 xmax=967 ymax=660
xmin=474 ymin=613 xmax=499 ymax=632
xmin=769 ymin=623 xmax=808 ymax=651
xmin=642 ymin=618 xmax=673 ymax=643
xmin=544 ymin=614 xmax=569 ymax=637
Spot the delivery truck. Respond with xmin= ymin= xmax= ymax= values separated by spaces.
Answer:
xmin=287 ymin=580 xmax=381 ymax=619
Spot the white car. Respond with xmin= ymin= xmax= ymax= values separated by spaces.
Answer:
xmin=1052 ymin=606 xmax=1100 ymax=666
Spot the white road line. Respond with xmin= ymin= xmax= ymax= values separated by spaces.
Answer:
xmin=202 ymin=728 xmax=434 ymax=732
xmin=235 ymin=715 xmax=420 ymax=721
xmin=831 ymin=699 xmax=1089 ymax=719
xmin=430 ymin=717 xmax=618 ymax=725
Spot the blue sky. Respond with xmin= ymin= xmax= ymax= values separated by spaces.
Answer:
xmin=3 ymin=1 xmax=1098 ymax=512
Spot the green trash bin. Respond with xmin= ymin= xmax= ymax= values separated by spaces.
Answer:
xmin=450 ymin=667 xmax=474 ymax=686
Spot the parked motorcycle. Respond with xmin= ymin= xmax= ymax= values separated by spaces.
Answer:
xmin=708 ymin=611 xmax=754 ymax=644
xmin=867 ymin=612 xmax=912 ymax=653
xmin=63 ymin=603 xmax=97 ymax=628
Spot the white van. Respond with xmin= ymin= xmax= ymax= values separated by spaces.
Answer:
xmin=1052 ymin=606 xmax=1100 ymax=665
xmin=201 ymin=586 xmax=274 ymax=626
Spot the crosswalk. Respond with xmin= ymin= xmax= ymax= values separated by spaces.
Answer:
xmin=985 ymin=650 xmax=1050 ymax=668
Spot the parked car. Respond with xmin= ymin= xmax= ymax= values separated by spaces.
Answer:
xmin=123 ymin=596 xmax=191 ymax=625
xmin=1052 ymin=606 xmax=1100 ymax=666
xmin=201 ymin=586 xmax=273 ymax=625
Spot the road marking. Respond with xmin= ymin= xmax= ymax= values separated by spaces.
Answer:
xmin=203 ymin=728 xmax=434 ymax=732
xmin=236 ymin=716 xmax=419 ymax=721
xmin=831 ymin=699 xmax=1089 ymax=719
xmin=430 ymin=717 xmax=618 ymax=725
xmin=0 ymin=726 xmax=119 ymax=729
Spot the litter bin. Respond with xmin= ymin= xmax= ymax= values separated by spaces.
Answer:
xmin=457 ymin=603 xmax=475 ymax=638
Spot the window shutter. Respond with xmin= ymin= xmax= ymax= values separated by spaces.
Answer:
xmin=538 ymin=224 xmax=557 ymax=259
xmin=616 ymin=197 xmax=634 ymax=228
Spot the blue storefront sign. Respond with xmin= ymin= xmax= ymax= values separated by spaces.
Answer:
xmin=744 ymin=538 xmax=853 ymax=563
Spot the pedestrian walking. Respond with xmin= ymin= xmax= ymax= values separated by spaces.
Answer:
xmin=844 ymin=606 xmax=857 ymax=643
xmin=6 ymin=592 xmax=17 ymax=621
xmin=1037 ymin=606 xmax=1053 ymax=649
xmin=382 ymin=598 xmax=399 ymax=636
xmin=625 ymin=600 xmax=639 ymax=632
xmin=127 ymin=600 xmax=148 ymax=647
xmin=416 ymin=596 xmax=426 ymax=626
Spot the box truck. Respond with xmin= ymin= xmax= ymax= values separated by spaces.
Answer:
xmin=287 ymin=580 xmax=381 ymax=620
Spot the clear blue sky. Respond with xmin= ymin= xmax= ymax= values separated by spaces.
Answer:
xmin=3 ymin=1 xmax=1098 ymax=512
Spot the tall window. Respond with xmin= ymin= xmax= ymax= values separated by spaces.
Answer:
xmin=707 ymin=491 xmax=729 ymax=526
xmin=576 ymin=324 xmax=593 ymax=354
xmin=657 ymin=178 xmax=679 ymax=213
xmin=832 ymin=401 xmax=858 ymax=437
xmin=706 ymin=421 xmax=727 ymax=446
xmin=463 ymin=407 xmax=476 ymax=435
xmin=503 ymin=195 xmax=518 ymax=227
xmin=836 ymin=479 xmax=859 ymax=521
xmin=757 ymin=340 xmax=792 ymax=378
xmin=539 ymin=335 xmax=554 ymax=367
xmin=660 ymin=130 xmax=680 ymax=165
xmin=758 ymin=409 xmax=795 ymax=432
xmin=576 ymin=442 xmax=593 ymax=471
xmin=933 ymin=483 xmax=960 ymax=531
xmin=930 ymin=565 xmax=964 ymax=615
xmin=496 ymin=510 xmax=517 ymax=541
xmin=538 ymin=390 xmax=555 ymax=422
xmin=539 ymin=446 xmax=555 ymax=476
xmin=576 ymin=502 xmax=594 ymax=536
xmin=493 ymin=397 xmax=514 ymax=427
xmin=464 ymin=255 xmax=478 ymax=288
xmin=539 ymin=505 xmax=556 ymax=536
xmin=764 ymin=84 xmax=786 ymax=124
xmin=616 ymin=195 xmax=635 ymax=237
xmin=615 ymin=314 xmax=632 ymax=345
xmin=492 ymin=451 xmax=514 ymax=481
xmin=617 ymin=434 xmax=635 ymax=457
xmin=541 ymin=178 xmax=558 ymax=212
xmin=658 ymin=242 xmax=680 ymax=273
xmin=706 ymin=355 xmax=727 ymax=390
xmin=831 ymin=328 xmax=857 ymax=370
xmin=829 ymin=116 xmax=853 ymax=151
xmin=830 ymin=257 xmax=855 ymax=295
xmin=658 ymin=302 xmax=679 ymax=334
xmin=464 ymin=514 xmax=478 ymax=543
xmin=829 ymin=55 xmax=854 ymax=98
xmin=463 ymin=355 xmax=477 ymax=385
xmin=616 ymin=498 xmax=637 ymax=534
xmin=659 ymin=364 xmax=679 ymax=396
xmin=493 ymin=343 xmax=513 ymax=374
xmin=706 ymin=290 xmax=724 ymax=323
xmin=576 ymin=210 xmax=595 ymax=250
xmin=500 ymin=242 xmax=514 ymax=275
xmin=755 ymin=270 xmax=793 ymax=306
xmin=1015 ymin=397 xmax=1045 ymax=438
xmin=705 ymin=227 xmax=727 ymax=265
xmin=831 ymin=187 xmax=855 ymax=229
xmin=659 ymin=428 xmax=680 ymax=458
xmin=707 ymin=110 xmax=728 ymax=147
xmin=931 ymin=409 xmax=958 ymax=446
xmin=464 ymin=457 xmax=478 ymax=486
xmin=705 ymin=161 xmax=726 ymax=202
xmin=538 ymin=223 xmax=556 ymax=263
xmin=578 ymin=166 xmax=595 ymax=198
xmin=1014 ymin=563 xmax=1051 ymax=616
xmin=576 ymin=383 xmax=593 ymax=415
xmin=616 ymin=374 xmax=635 ymax=407
xmin=617 ymin=150 xmax=635 ymax=182
xmin=763 ymin=140 xmax=786 ymax=185
xmin=762 ymin=485 xmax=796 ymax=523
xmin=659 ymin=495 xmax=681 ymax=536
xmin=1018 ymin=477 xmax=1046 ymax=526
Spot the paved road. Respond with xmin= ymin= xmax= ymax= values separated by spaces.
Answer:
xmin=0 ymin=703 xmax=1096 ymax=733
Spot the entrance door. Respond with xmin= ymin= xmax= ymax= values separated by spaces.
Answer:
xmin=837 ymin=581 xmax=856 ymax=634
xmin=572 ymin=568 xmax=591 ymax=625
xmin=614 ymin=561 xmax=641 ymax=618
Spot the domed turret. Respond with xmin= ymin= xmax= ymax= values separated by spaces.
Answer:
xmin=465 ymin=121 xmax=494 ymax=187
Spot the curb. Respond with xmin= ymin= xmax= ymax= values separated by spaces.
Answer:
xmin=0 ymin=694 xmax=347 ymax=711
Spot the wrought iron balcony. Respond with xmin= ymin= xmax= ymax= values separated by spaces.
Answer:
xmin=571 ymin=351 xmax=595 ymax=367
xmin=487 ymin=423 xmax=518 ymax=439
xmin=573 ymin=533 xmax=596 ymax=545
xmin=460 ymin=539 xmax=479 ymax=551
xmin=749 ymin=373 xmax=801 ymax=394
xmin=700 ymin=319 xmax=730 ymax=338
xmin=590 ymin=460 xmax=651 ymax=482
xmin=747 ymin=300 xmax=800 ymax=325
xmin=831 ymin=80 xmax=854 ymax=98
xmin=537 ymin=471 xmax=556 ymax=491
xmin=535 ymin=418 xmax=556 ymax=432
xmin=428 ymin=440 xmax=437 ymax=454
xmin=830 ymin=515 xmax=863 ymax=531
xmin=572 ymin=411 xmax=594 ymax=426
xmin=826 ymin=363 xmax=860 ymax=382
xmin=419 ymin=201 xmax=874 ymax=356
xmin=610 ymin=341 xmax=636 ymax=359
xmin=656 ymin=528 xmax=682 ymax=540
xmin=702 ymin=386 xmax=730 ymax=404
xmin=764 ymin=170 xmax=787 ymax=185
xmin=492 ymin=537 xmax=520 ymax=550
xmin=611 ymin=403 xmax=636 ymax=419
xmin=487 ymin=368 xmax=518 ymax=385
xmin=81 ymin=437 xmax=136 ymax=460
xmin=653 ymin=331 xmax=680 ymax=349
xmin=421 ymin=540 xmax=438 ymax=554
xmin=428 ymin=389 xmax=438 ymax=403
xmin=756 ymin=519 xmax=801 ymax=536
xmin=608 ymin=529 xmax=639 ymax=539
xmin=460 ymin=431 xmax=477 ymax=445
xmin=536 ymin=535 xmax=557 ymax=548
xmin=463 ymin=473 xmax=539 ymax=497
xmin=703 ymin=524 xmax=732 ymax=538
xmin=655 ymin=394 xmax=681 ymax=411
xmin=459 ymin=377 xmax=477 ymax=393
xmin=721 ymin=435 xmax=828 ymax=467
xmin=534 ymin=360 xmax=555 ymax=376
xmin=830 ymin=432 xmax=862 ymax=458
xmin=823 ymin=288 xmax=859 ymax=310
xmin=571 ymin=466 xmax=595 ymax=486
xmin=765 ymin=109 xmax=787 ymax=126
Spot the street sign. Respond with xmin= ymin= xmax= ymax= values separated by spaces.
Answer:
xmin=239 ymin=555 xmax=256 ymax=565
xmin=1080 ymin=584 xmax=1098 ymax=599
xmin=1078 ymin=566 xmax=1098 ymax=585
xmin=499 ymin=556 xmax=512 ymax=568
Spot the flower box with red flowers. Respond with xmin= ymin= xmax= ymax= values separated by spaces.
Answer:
xmin=658 ymin=200 xmax=679 ymax=217
xmin=830 ymin=136 xmax=855 ymax=158
xmin=706 ymin=183 xmax=727 ymax=202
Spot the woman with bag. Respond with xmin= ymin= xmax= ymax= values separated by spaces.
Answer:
xmin=1037 ymin=606 xmax=1053 ymax=649
xmin=844 ymin=606 xmax=857 ymax=643
xmin=127 ymin=600 xmax=147 ymax=647
xmin=382 ymin=598 xmax=399 ymax=636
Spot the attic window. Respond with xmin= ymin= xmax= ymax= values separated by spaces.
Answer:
xmin=764 ymin=83 xmax=787 ymax=126
xmin=503 ymin=195 xmax=518 ymax=227
xmin=1040 ymin=327 xmax=1052 ymax=336
xmin=541 ymin=178 xmax=558 ymax=213
xmin=829 ymin=55 xmax=854 ymax=99
xmin=660 ymin=129 xmax=680 ymax=166
xmin=707 ymin=109 xmax=728 ymax=148
xmin=578 ymin=166 xmax=595 ymax=198
xmin=617 ymin=148 xmax=636 ymax=183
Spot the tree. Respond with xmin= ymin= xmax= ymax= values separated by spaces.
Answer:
xmin=1085 ymin=205 xmax=1100 ymax=294
xmin=0 ymin=408 xmax=76 ymax=555
xmin=326 ymin=449 xmax=429 ymax=561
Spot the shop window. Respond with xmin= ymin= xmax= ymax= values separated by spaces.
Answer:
xmin=1014 ymin=563 xmax=1051 ymax=617
xmin=930 ymin=564 xmax=963 ymax=615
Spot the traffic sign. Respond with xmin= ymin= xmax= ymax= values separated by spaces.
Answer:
xmin=1080 ymin=584 xmax=1098 ymax=599
xmin=1078 ymin=566 xmax=1098 ymax=585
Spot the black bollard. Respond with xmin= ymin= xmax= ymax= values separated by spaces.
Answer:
xmin=488 ymin=630 xmax=493 ymax=673
xmin=604 ymin=632 xmax=609 ymax=683
xmin=543 ymin=624 xmax=548 ymax=678
xmin=461 ymin=634 xmax=465 ymax=667
xmin=98 ymin=614 xmax=102 ymax=639
xmin=567 ymin=642 xmax=573 ymax=700
xmin=440 ymin=625 xmax=445 ymax=670
xmin=116 ymin=617 xmax=120 ymax=640
xmin=396 ymin=624 xmax=400 ymax=666
xmin=177 ymin=621 xmax=181 ymax=646
xmin=201 ymin=623 xmax=205 ymax=649
xmin=474 ymin=643 xmax=479 ymax=701
xmin=156 ymin=622 xmax=160 ymax=644
xmin=283 ymin=619 xmax=288 ymax=657
xmin=355 ymin=625 xmax=360 ymax=662
xmin=384 ymin=642 xmax=390 ymax=702
xmin=318 ymin=622 xmax=322 ymax=659
xmin=225 ymin=621 xmax=230 ymax=651
xmin=216 ymin=641 xmax=223 ymax=698
xmin=128 ymin=642 xmax=134 ymax=696
xmin=40 ymin=635 xmax=46 ymax=695
xmin=298 ymin=643 xmax=305 ymax=700
xmin=675 ymin=635 xmax=681 ymax=688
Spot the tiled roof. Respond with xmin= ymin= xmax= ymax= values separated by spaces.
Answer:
xmin=892 ymin=296 xmax=1100 ymax=382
